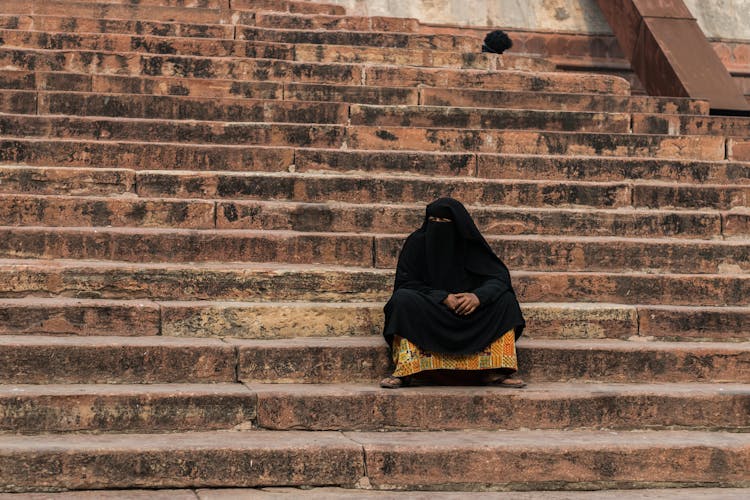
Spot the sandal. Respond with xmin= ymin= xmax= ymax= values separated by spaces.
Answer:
xmin=379 ymin=375 xmax=407 ymax=389
xmin=483 ymin=372 xmax=526 ymax=388
xmin=492 ymin=377 xmax=526 ymax=388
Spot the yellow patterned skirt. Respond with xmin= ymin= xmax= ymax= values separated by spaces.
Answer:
xmin=391 ymin=329 xmax=518 ymax=378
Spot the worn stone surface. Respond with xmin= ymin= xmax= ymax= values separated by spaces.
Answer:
xmin=0 ymin=336 xmax=236 ymax=384
xmin=214 ymin=200 xmax=722 ymax=239
xmin=0 ymin=194 xmax=215 ymax=229
xmin=351 ymin=430 xmax=750 ymax=489
xmin=0 ymin=384 xmax=255 ymax=433
xmin=0 ymin=226 xmax=375 ymax=266
xmin=162 ymin=301 xmax=383 ymax=338
xmin=232 ymin=336 xmax=750 ymax=383
xmin=0 ymin=431 xmax=364 ymax=492
xmin=254 ymin=382 xmax=750 ymax=431
xmin=375 ymin=234 xmax=750 ymax=273
xmin=198 ymin=488 xmax=750 ymax=499
xmin=0 ymin=298 xmax=159 ymax=336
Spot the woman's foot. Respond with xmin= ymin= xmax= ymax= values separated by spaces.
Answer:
xmin=379 ymin=375 xmax=406 ymax=389
xmin=482 ymin=372 xmax=526 ymax=388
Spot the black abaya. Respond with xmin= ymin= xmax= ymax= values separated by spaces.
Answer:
xmin=383 ymin=198 xmax=525 ymax=355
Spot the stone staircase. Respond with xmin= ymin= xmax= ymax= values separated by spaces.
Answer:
xmin=0 ymin=0 xmax=749 ymax=496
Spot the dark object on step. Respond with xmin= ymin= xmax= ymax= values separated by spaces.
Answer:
xmin=482 ymin=30 xmax=513 ymax=54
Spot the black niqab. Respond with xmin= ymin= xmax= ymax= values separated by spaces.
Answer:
xmin=384 ymin=197 xmax=525 ymax=355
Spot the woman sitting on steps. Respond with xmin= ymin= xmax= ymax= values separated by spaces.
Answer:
xmin=380 ymin=197 xmax=526 ymax=389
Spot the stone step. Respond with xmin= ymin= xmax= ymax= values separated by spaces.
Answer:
xmin=0 ymin=91 xmax=631 ymax=134
xmin=238 ymin=336 xmax=750 ymax=384
xmin=1 ymin=382 xmax=747 ymax=434
xmin=1 ymin=258 xmax=749 ymax=305
xmin=247 ymin=12 xmax=419 ymax=33
xmin=1 ymin=227 xmax=749 ymax=274
xmin=0 ymin=383 xmax=255 ymax=434
xmin=194 ymin=488 xmax=750 ymax=499
xmin=20 ymin=0 xmax=230 ymax=9
xmin=0 ymin=115 xmax=726 ymax=160
xmin=3 ymin=70 xmax=663 ymax=112
xmin=0 ymin=70 xmax=419 ymax=104
xmin=0 ymin=14 xmax=235 ymax=39
xmin=0 ymin=29 xmax=546 ymax=71
xmin=250 ymin=382 xmax=750 ymax=432
xmin=35 ymin=91 xmax=351 ymax=123
xmin=1 ymin=429 xmax=746 ymax=492
xmin=420 ymin=87 xmax=709 ymax=115
xmin=133 ymin=171 xmax=749 ymax=211
xmin=0 ymin=226 xmax=378 ymax=267
xmin=0 ymin=335 xmax=748 ymax=384
xmin=0 ymin=47 xmax=629 ymax=94
xmin=2 ymin=165 xmax=748 ymax=211
xmin=3 ymin=297 xmax=749 ymax=342
xmin=0 ymin=297 xmax=162 ymax=336
xmin=238 ymin=25 xmax=478 ymax=51
xmin=232 ymin=0 xmax=346 ymax=15
xmin=348 ymin=104 xmax=630 ymax=133
xmin=1 ymin=0 xmax=233 ymax=24
xmin=633 ymin=113 xmax=750 ymax=137
xmin=0 ymin=195 xmax=729 ymax=240
xmin=0 ymin=335 xmax=236 ymax=384
xmin=0 ymin=430 xmax=362 ymax=492
xmin=2 ymin=136 xmax=748 ymax=185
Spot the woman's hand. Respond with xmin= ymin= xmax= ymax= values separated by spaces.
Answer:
xmin=453 ymin=292 xmax=480 ymax=315
xmin=443 ymin=293 xmax=460 ymax=311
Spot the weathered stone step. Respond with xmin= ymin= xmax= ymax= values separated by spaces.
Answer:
xmin=0 ymin=193 xmax=217 ymax=229
xmin=238 ymin=25 xmax=478 ymax=51
xmin=0 ymin=166 xmax=136 ymax=196
xmin=0 ymin=195 xmax=728 ymax=240
xmin=348 ymin=104 xmax=630 ymax=133
xmin=2 ymin=91 xmax=630 ymax=134
xmin=233 ymin=0 xmax=346 ymax=15
xmin=19 ymin=0 xmax=230 ymax=9
xmin=1 ymin=429 xmax=746 ymax=492
xmin=1 ymin=258 xmax=749 ymax=305
xmin=0 ymin=165 xmax=750 ymax=212
xmin=0 ymin=335 xmax=748 ymax=384
xmin=3 ymin=165 xmax=748 ymax=212
xmin=2 ymin=382 xmax=747 ymax=434
xmin=3 ymin=135 xmax=747 ymax=185
xmin=0 ymin=70 xmax=419 ymax=104
xmin=0 ymin=226 xmax=376 ymax=267
xmin=214 ymin=201 xmax=728 ymax=239
xmin=35 ymin=91 xmax=350 ymax=123
xmin=421 ymin=87 xmax=709 ymax=115
xmin=0 ymin=430 xmax=362 ymax=492
xmin=251 ymin=382 xmax=750 ymax=431
xmin=297 ymin=148 xmax=750 ymax=186
xmin=238 ymin=336 xmax=750 ymax=384
xmin=2 ymin=227 xmax=749 ymax=274
xmin=136 ymin=171 xmax=750 ymax=211
xmin=0 ymin=29 xmax=535 ymax=72
xmin=0 ymin=47 xmax=629 ymax=94
xmin=0 ymin=297 xmax=161 ymax=336
xmin=198 ymin=488 xmax=750 ymax=499
xmin=0 ymin=383 xmax=255 ymax=434
xmin=248 ymin=11 xmax=418 ymax=33
xmin=0 ymin=335 xmax=236 ymax=384
xmin=0 ymin=14 xmax=235 ymax=39
xmin=1 ymin=1 xmax=233 ymax=24
xmin=0 ymin=114 xmax=726 ymax=160
xmin=3 ymin=297 xmax=749 ymax=342
xmin=633 ymin=113 xmax=750 ymax=137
